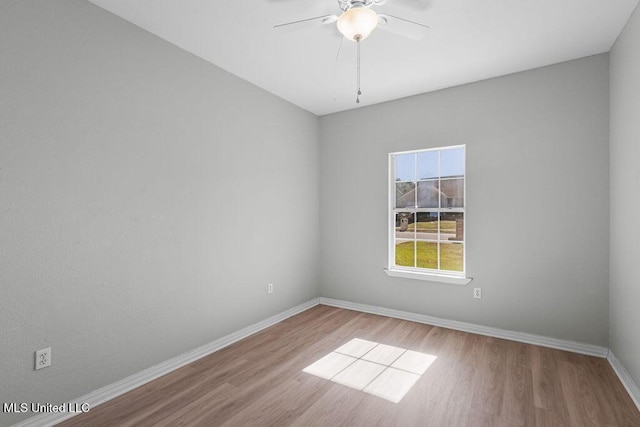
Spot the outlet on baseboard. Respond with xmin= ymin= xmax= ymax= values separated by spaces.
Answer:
xmin=35 ymin=347 xmax=51 ymax=370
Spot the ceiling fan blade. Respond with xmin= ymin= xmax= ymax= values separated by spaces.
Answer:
xmin=274 ymin=15 xmax=338 ymax=32
xmin=380 ymin=0 xmax=434 ymax=10
xmin=377 ymin=13 xmax=430 ymax=40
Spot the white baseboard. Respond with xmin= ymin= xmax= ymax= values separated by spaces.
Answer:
xmin=14 ymin=296 xmax=630 ymax=427
xmin=317 ymin=297 xmax=609 ymax=358
xmin=607 ymin=351 xmax=640 ymax=411
xmin=13 ymin=298 xmax=320 ymax=427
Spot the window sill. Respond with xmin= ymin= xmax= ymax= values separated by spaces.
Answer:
xmin=383 ymin=268 xmax=473 ymax=285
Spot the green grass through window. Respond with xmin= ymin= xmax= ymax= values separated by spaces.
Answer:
xmin=395 ymin=241 xmax=463 ymax=271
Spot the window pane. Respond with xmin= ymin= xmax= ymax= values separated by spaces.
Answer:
xmin=417 ymin=151 xmax=438 ymax=180
xmin=395 ymin=212 xmax=414 ymax=239
xmin=395 ymin=153 xmax=415 ymax=182
xmin=390 ymin=146 xmax=465 ymax=275
xmin=416 ymin=241 xmax=438 ymax=269
xmin=440 ymin=147 xmax=464 ymax=178
xmin=395 ymin=241 xmax=415 ymax=267
xmin=440 ymin=242 xmax=463 ymax=272
xmin=395 ymin=213 xmax=415 ymax=267
xmin=440 ymin=212 xmax=463 ymax=241
xmin=417 ymin=181 xmax=439 ymax=208
xmin=395 ymin=182 xmax=416 ymax=209
xmin=415 ymin=212 xmax=438 ymax=241
xmin=440 ymin=178 xmax=464 ymax=208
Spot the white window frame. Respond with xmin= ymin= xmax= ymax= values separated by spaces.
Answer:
xmin=384 ymin=145 xmax=472 ymax=285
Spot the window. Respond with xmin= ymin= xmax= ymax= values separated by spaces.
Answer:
xmin=387 ymin=145 xmax=467 ymax=282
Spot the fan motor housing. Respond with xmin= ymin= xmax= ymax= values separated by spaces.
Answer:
xmin=338 ymin=0 xmax=375 ymax=12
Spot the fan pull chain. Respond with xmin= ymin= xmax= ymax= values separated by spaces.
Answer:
xmin=355 ymin=35 xmax=362 ymax=104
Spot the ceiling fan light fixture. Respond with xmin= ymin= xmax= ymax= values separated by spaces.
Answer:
xmin=337 ymin=6 xmax=378 ymax=41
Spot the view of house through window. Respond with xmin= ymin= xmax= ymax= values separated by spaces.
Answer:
xmin=390 ymin=146 xmax=465 ymax=275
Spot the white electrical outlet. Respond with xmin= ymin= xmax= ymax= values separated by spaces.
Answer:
xmin=268 ymin=283 xmax=273 ymax=294
xmin=473 ymin=288 xmax=482 ymax=299
xmin=35 ymin=347 xmax=51 ymax=370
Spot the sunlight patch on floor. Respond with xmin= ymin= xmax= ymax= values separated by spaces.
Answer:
xmin=303 ymin=338 xmax=436 ymax=403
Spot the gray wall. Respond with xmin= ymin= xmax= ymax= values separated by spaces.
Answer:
xmin=610 ymin=4 xmax=640 ymax=392
xmin=319 ymin=54 xmax=610 ymax=346
xmin=0 ymin=1 xmax=319 ymax=425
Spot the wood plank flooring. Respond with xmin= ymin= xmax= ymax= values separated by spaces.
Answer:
xmin=59 ymin=305 xmax=640 ymax=426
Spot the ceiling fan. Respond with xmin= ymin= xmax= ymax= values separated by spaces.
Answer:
xmin=274 ymin=0 xmax=430 ymax=103
xmin=274 ymin=0 xmax=430 ymax=42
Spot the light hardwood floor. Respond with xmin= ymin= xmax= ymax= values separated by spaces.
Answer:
xmin=59 ymin=305 xmax=640 ymax=426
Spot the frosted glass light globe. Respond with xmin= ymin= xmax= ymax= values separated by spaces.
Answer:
xmin=337 ymin=6 xmax=378 ymax=41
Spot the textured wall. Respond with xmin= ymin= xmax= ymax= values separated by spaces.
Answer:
xmin=610 ymin=2 xmax=640 ymax=394
xmin=0 ymin=1 xmax=319 ymax=425
xmin=319 ymin=54 xmax=610 ymax=346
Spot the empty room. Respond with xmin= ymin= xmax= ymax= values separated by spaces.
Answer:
xmin=2 ymin=0 xmax=640 ymax=426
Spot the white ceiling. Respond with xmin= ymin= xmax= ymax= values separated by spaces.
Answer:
xmin=89 ymin=0 xmax=638 ymax=116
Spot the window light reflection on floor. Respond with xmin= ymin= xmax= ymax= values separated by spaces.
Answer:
xmin=302 ymin=338 xmax=437 ymax=403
